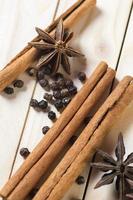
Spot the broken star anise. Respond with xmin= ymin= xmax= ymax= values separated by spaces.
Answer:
xmin=91 ymin=133 xmax=133 ymax=200
xmin=29 ymin=18 xmax=84 ymax=75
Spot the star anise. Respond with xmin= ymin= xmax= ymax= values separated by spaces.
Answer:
xmin=91 ymin=133 xmax=133 ymax=200
xmin=29 ymin=18 xmax=84 ymax=75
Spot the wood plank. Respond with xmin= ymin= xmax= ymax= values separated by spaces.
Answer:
xmin=8 ymin=0 xmax=133 ymax=200
xmin=0 ymin=0 xmax=58 ymax=192
xmin=84 ymin=6 xmax=133 ymax=200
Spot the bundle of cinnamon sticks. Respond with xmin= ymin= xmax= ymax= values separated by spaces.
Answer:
xmin=0 ymin=61 xmax=133 ymax=200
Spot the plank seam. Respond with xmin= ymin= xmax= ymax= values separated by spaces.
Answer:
xmin=8 ymin=0 xmax=61 ymax=179
xmin=81 ymin=2 xmax=133 ymax=199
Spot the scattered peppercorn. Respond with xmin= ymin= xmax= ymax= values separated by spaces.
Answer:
xmin=65 ymin=79 xmax=73 ymax=88
xmin=62 ymin=97 xmax=71 ymax=107
xmin=78 ymin=72 xmax=86 ymax=82
xmin=54 ymin=99 xmax=63 ymax=110
xmin=44 ymin=93 xmax=53 ymax=102
xmin=38 ymin=100 xmax=48 ymax=110
xmin=57 ymin=79 xmax=66 ymax=89
xmin=41 ymin=64 xmax=52 ymax=75
xmin=61 ymin=89 xmax=69 ymax=98
xmin=42 ymin=126 xmax=50 ymax=134
xmin=13 ymin=80 xmax=24 ymax=88
xmin=4 ymin=87 xmax=14 ymax=95
xmin=39 ymin=79 xmax=49 ymax=88
xmin=53 ymin=90 xmax=62 ymax=99
xmin=30 ymin=99 xmax=39 ymax=108
xmin=26 ymin=67 xmax=37 ymax=77
xmin=76 ymin=176 xmax=85 ymax=185
xmin=36 ymin=70 xmax=45 ymax=80
xmin=20 ymin=148 xmax=30 ymax=158
xmin=48 ymin=111 xmax=56 ymax=120
xmin=50 ymin=82 xmax=60 ymax=91
xmin=52 ymin=72 xmax=64 ymax=81
xmin=69 ymin=135 xmax=77 ymax=145
xmin=68 ymin=86 xmax=77 ymax=95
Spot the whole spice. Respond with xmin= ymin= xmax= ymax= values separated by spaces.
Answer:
xmin=30 ymin=99 xmax=39 ymax=108
xmin=61 ymin=89 xmax=69 ymax=98
xmin=26 ymin=67 xmax=37 ymax=77
xmin=39 ymin=79 xmax=49 ymax=88
xmin=76 ymin=176 xmax=85 ymax=185
xmin=38 ymin=100 xmax=48 ymax=110
xmin=53 ymin=90 xmax=62 ymax=99
xmin=44 ymin=93 xmax=53 ymax=102
xmin=78 ymin=72 xmax=86 ymax=82
xmin=20 ymin=148 xmax=30 ymax=159
xmin=36 ymin=70 xmax=45 ymax=80
xmin=13 ymin=80 xmax=24 ymax=88
xmin=52 ymin=72 xmax=64 ymax=81
xmin=65 ymin=79 xmax=73 ymax=88
xmin=91 ymin=133 xmax=133 ymax=200
xmin=48 ymin=111 xmax=56 ymax=120
xmin=42 ymin=126 xmax=50 ymax=135
xmin=50 ymin=82 xmax=60 ymax=91
xmin=29 ymin=19 xmax=84 ymax=74
xmin=54 ymin=99 xmax=63 ymax=110
xmin=62 ymin=97 xmax=71 ymax=107
xmin=68 ymin=85 xmax=77 ymax=95
xmin=4 ymin=87 xmax=14 ymax=95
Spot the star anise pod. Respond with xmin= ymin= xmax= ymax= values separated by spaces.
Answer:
xmin=29 ymin=18 xmax=84 ymax=75
xmin=91 ymin=133 xmax=133 ymax=200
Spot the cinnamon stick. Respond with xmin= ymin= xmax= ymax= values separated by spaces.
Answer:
xmin=6 ymin=67 xmax=115 ymax=200
xmin=0 ymin=0 xmax=96 ymax=92
xmin=0 ymin=61 xmax=107 ymax=198
xmin=33 ymin=76 xmax=133 ymax=200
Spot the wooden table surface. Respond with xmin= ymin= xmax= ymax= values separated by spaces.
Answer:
xmin=0 ymin=0 xmax=133 ymax=199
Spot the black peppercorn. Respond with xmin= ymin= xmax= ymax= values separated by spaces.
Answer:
xmin=54 ymin=99 xmax=63 ymax=110
xmin=13 ymin=80 xmax=24 ymax=88
xmin=4 ymin=87 xmax=14 ymax=94
xmin=78 ymin=72 xmax=86 ymax=82
xmin=38 ymin=100 xmax=48 ymax=109
xmin=52 ymin=72 xmax=64 ymax=81
xmin=26 ymin=67 xmax=37 ymax=77
xmin=65 ymin=79 xmax=73 ymax=88
xmin=20 ymin=148 xmax=30 ymax=158
xmin=44 ymin=93 xmax=53 ymax=102
xmin=53 ymin=90 xmax=62 ymax=99
xmin=61 ymin=89 xmax=69 ymax=98
xmin=42 ymin=126 xmax=50 ymax=134
xmin=48 ymin=111 xmax=56 ymax=120
xmin=68 ymin=86 xmax=77 ymax=95
xmin=62 ymin=97 xmax=71 ymax=107
xmin=39 ymin=79 xmax=49 ymax=88
xmin=36 ymin=70 xmax=45 ymax=80
xmin=42 ymin=64 xmax=52 ymax=75
xmin=76 ymin=176 xmax=85 ymax=185
xmin=57 ymin=79 xmax=66 ymax=89
xmin=30 ymin=99 xmax=39 ymax=108
xmin=50 ymin=82 xmax=60 ymax=91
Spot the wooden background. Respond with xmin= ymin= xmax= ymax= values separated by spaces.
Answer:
xmin=0 ymin=0 xmax=133 ymax=199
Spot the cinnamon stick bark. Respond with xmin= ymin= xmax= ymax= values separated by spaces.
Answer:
xmin=0 ymin=61 xmax=107 ymax=198
xmin=0 ymin=0 xmax=96 ymax=92
xmin=33 ymin=76 xmax=133 ymax=200
xmin=6 ymin=67 xmax=115 ymax=200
